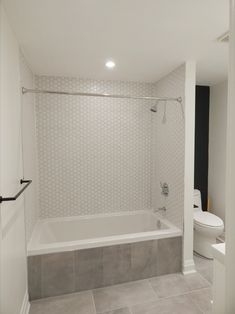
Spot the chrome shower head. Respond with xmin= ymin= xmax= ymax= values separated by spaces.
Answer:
xmin=150 ymin=101 xmax=158 ymax=112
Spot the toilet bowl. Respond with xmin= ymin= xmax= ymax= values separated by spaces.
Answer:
xmin=193 ymin=189 xmax=224 ymax=259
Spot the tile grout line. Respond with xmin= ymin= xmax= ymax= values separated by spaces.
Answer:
xmin=157 ymin=286 xmax=212 ymax=300
xmin=92 ymin=286 xmax=211 ymax=314
xmin=147 ymin=278 xmax=160 ymax=299
xmin=195 ymin=269 xmax=212 ymax=286
xmin=29 ymin=283 xmax=211 ymax=314
xmin=73 ymin=251 xmax=76 ymax=293
xmin=129 ymin=287 xmax=211 ymax=314
xmin=128 ymin=306 xmax=134 ymax=314
xmin=92 ymin=280 xmax=159 ymax=313
xmin=187 ymin=291 xmax=211 ymax=314
xmin=147 ymin=276 xmax=211 ymax=300
xmin=126 ymin=289 xmax=209 ymax=314
xmin=148 ymin=274 xmax=212 ymax=299
xmin=90 ymin=291 xmax=98 ymax=314
xmin=92 ymin=278 xmax=156 ymax=294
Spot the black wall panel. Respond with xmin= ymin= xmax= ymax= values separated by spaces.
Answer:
xmin=194 ymin=86 xmax=210 ymax=211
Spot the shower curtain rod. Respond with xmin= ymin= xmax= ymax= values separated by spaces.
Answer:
xmin=22 ymin=87 xmax=182 ymax=103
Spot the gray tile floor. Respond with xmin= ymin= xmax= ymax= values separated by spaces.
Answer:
xmin=29 ymin=254 xmax=213 ymax=314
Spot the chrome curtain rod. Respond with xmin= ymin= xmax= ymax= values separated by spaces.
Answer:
xmin=22 ymin=87 xmax=182 ymax=103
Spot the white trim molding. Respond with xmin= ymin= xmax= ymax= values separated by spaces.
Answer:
xmin=183 ymin=61 xmax=196 ymax=275
xmin=182 ymin=258 xmax=196 ymax=275
xmin=20 ymin=291 xmax=30 ymax=314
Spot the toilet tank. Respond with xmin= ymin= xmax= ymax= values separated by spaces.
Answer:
xmin=194 ymin=189 xmax=202 ymax=212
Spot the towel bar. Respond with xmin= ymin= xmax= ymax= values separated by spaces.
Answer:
xmin=0 ymin=179 xmax=32 ymax=203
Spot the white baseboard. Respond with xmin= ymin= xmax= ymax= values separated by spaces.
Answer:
xmin=182 ymin=259 xmax=196 ymax=275
xmin=20 ymin=291 xmax=30 ymax=314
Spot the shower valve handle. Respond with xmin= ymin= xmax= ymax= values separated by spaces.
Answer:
xmin=160 ymin=182 xmax=169 ymax=196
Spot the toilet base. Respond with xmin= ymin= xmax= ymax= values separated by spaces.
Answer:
xmin=194 ymin=230 xmax=216 ymax=259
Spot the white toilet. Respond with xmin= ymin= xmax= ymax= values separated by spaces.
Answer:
xmin=193 ymin=189 xmax=224 ymax=259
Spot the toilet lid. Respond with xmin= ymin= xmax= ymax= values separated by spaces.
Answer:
xmin=194 ymin=211 xmax=224 ymax=227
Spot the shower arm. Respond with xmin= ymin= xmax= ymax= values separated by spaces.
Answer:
xmin=21 ymin=87 xmax=182 ymax=103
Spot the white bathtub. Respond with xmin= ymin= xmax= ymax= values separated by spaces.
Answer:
xmin=28 ymin=210 xmax=182 ymax=256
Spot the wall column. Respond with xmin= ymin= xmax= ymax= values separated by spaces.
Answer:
xmin=183 ymin=61 xmax=196 ymax=275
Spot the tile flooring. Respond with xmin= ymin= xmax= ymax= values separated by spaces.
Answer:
xmin=29 ymin=254 xmax=213 ymax=314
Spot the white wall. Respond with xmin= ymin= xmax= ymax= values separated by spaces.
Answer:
xmin=152 ymin=64 xmax=186 ymax=230
xmin=0 ymin=3 xmax=29 ymax=314
xmin=151 ymin=62 xmax=196 ymax=273
xmin=208 ymin=81 xmax=227 ymax=222
xmin=183 ymin=61 xmax=196 ymax=274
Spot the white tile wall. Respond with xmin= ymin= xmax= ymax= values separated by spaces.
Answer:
xmin=35 ymin=76 xmax=153 ymax=218
xmin=31 ymin=68 xmax=185 ymax=230
xmin=151 ymin=65 xmax=185 ymax=229
xmin=20 ymin=52 xmax=39 ymax=240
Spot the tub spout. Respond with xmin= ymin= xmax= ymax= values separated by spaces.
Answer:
xmin=154 ymin=207 xmax=167 ymax=213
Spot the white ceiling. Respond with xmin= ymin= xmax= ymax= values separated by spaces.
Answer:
xmin=3 ymin=0 xmax=229 ymax=85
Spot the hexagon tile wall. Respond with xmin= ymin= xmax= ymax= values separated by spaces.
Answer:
xmin=152 ymin=65 xmax=185 ymax=229
xmin=35 ymin=76 xmax=153 ymax=218
xmin=35 ymin=66 xmax=185 ymax=231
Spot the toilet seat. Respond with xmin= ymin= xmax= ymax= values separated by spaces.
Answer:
xmin=194 ymin=211 xmax=224 ymax=228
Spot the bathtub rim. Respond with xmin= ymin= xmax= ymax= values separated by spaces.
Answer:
xmin=27 ymin=210 xmax=182 ymax=256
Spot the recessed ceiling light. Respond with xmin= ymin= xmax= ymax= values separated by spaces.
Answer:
xmin=105 ymin=60 xmax=116 ymax=69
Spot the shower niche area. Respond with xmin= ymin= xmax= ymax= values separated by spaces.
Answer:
xmin=21 ymin=59 xmax=195 ymax=299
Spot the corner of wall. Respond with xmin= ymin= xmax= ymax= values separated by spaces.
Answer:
xmin=151 ymin=63 xmax=186 ymax=230
xmin=20 ymin=291 xmax=30 ymax=314
xmin=183 ymin=60 xmax=196 ymax=274
xmin=182 ymin=258 xmax=196 ymax=275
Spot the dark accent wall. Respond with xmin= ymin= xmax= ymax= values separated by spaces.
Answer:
xmin=194 ymin=86 xmax=210 ymax=211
